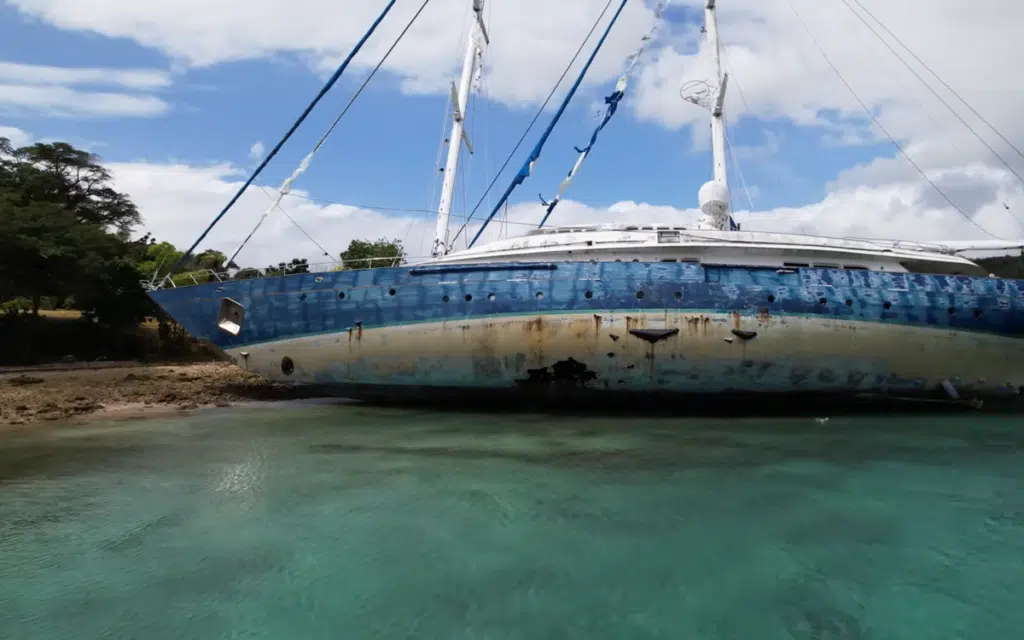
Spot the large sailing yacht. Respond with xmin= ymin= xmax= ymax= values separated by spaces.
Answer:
xmin=148 ymin=0 xmax=1024 ymax=407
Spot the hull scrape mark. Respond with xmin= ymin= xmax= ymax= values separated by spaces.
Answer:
xmin=517 ymin=357 xmax=597 ymax=390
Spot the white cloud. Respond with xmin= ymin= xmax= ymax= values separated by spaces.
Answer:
xmin=7 ymin=0 xmax=660 ymax=106
xmin=10 ymin=0 xmax=1024 ymax=250
xmin=248 ymin=141 xmax=265 ymax=162
xmin=0 ymin=61 xmax=171 ymax=89
xmin=109 ymin=158 xmax=1024 ymax=271
xmin=0 ymin=61 xmax=171 ymax=117
xmin=633 ymin=1 xmax=1024 ymax=176
xmin=0 ymin=125 xmax=32 ymax=147
xmin=0 ymin=84 xmax=168 ymax=117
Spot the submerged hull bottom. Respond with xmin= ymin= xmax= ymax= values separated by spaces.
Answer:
xmin=220 ymin=312 xmax=1024 ymax=411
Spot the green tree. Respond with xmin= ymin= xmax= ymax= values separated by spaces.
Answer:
xmin=136 ymin=242 xmax=228 ymax=286
xmin=338 ymin=238 xmax=405 ymax=270
xmin=976 ymin=252 xmax=1024 ymax=279
xmin=0 ymin=137 xmax=148 ymax=320
xmin=264 ymin=258 xmax=310 ymax=276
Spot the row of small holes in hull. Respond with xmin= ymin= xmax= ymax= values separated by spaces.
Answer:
xmin=335 ymin=288 xmax=984 ymax=315
xmin=766 ymin=294 xmax=982 ymax=316
xmin=337 ymin=290 xmax=685 ymax=302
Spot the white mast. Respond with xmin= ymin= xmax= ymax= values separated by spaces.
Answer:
xmin=696 ymin=0 xmax=732 ymax=231
xmin=432 ymin=0 xmax=489 ymax=258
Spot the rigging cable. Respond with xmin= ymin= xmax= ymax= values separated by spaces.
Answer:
xmin=538 ymin=0 xmax=670 ymax=228
xmin=228 ymin=0 xmax=436 ymax=267
xmin=171 ymin=0 xmax=399 ymax=273
xmin=786 ymin=1 xmax=1003 ymax=239
xmin=447 ymin=0 xmax=617 ymax=249
xmin=718 ymin=46 xmax=756 ymax=210
xmin=723 ymin=128 xmax=755 ymax=210
xmin=257 ymin=186 xmax=335 ymax=262
xmin=469 ymin=0 xmax=630 ymax=248
xmin=849 ymin=0 xmax=1024 ymax=164
xmin=837 ymin=0 xmax=1024 ymax=204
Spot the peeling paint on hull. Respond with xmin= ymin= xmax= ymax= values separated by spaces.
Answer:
xmin=148 ymin=261 xmax=1024 ymax=402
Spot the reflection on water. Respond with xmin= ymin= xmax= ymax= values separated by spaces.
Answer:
xmin=1 ymin=403 xmax=1022 ymax=639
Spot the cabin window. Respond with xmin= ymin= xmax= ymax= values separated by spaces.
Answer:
xmin=815 ymin=263 xmax=839 ymax=269
xmin=783 ymin=262 xmax=810 ymax=268
xmin=661 ymin=258 xmax=678 ymax=262
xmin=657 ymin=231 xmax=680 ymax=243
xmin=844 ymin=265 xmax=868 ymax=270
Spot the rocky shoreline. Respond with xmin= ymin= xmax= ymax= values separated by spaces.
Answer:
xmin=1 ymin=362 xmax=326 ymax=426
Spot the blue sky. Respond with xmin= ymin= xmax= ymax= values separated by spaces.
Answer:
xmin=2 ymin=0 xmax=1022 ymax=265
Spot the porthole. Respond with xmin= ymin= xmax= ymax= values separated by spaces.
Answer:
xmin=535 ymin=292 xmax=544 ymax=300
xmin=948 ymin=307 xmax=956 ymax=315
xmin=465 ymin=294 xmax=473 ymax=302
xmin=819 ymin=297 xmax=827 ymax=305
xmin=281 ymin=357 xmax=295 ymax=376
xmin=767 ymin=294 xmax=776 ymax=303
xmin=674 ymin=291 xmax=682 ymax=300
xmin=636 ymin=291 xmax=645 ymax=300
xmin=442 ymin=295 xmax=450 ymax=303
xmin=488 ymin=293 xmax=496 ymax=302
xmin=845 ymin=299 xmax=852 ymax=306
xmin=388 ymin=288 xmax=396 ymax=296
xmin=584 ymin=290 xmax=593 ymax=299
xmin=883 ymin=301 xmax=892 ymax=310
xmin=338 ymin=291 xmax=346 ymax=300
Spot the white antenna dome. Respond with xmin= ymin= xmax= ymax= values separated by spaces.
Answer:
xmin=698 ymin=179 xmax=730 ymax=217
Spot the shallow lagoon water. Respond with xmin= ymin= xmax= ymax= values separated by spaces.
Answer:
xmin=1 ymin=403 xmax=1022 ymax=639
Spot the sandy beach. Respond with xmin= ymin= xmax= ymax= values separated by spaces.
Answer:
xmin=1 ymin=362 xmax=324 ymax=426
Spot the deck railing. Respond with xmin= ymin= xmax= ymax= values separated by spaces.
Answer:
xmin=141 ymin=232 xmax=969 ymax=292
xmin=142 ymin=256 xmax=412 ymax=291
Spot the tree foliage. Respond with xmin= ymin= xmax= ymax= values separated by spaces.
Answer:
xmin=976 ymin=252 xmax=1024 ymax=279
xmin=0 ymin=137 xmax=145 ymax=321
xmin=338 ymin=238 xmax=405 ymax=269
xmin=263 ymin=258 xmax=309 ymax=276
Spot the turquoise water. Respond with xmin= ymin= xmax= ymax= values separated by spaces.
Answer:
xmin=1 ymin=403 xmax=1021 ymax=639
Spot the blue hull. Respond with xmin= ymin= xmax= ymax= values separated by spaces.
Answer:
xmin=148 ymin=261 xmax=1024 ymax=402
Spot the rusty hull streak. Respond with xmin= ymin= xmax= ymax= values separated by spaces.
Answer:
xmin=731 ymin=311 xmax=742 ymax=330
xmin=685 ymin=315 xmax=712 ymax=336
